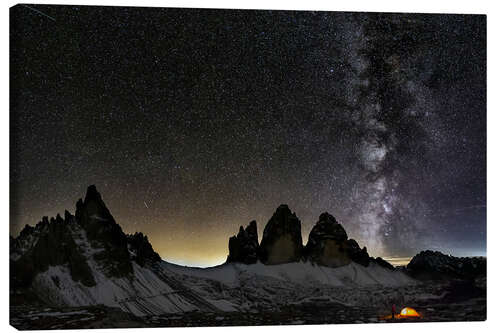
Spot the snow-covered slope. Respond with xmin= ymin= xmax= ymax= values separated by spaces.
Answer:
xmin=162 ymin=260 xmax=414 ymax=288
xmin=10 ymin=186 xmax=228 ymax=316
xmin=157 ymin=260 xmax=416 ymax=313
xmin=13 ymin=220 xmax=222 ymax=316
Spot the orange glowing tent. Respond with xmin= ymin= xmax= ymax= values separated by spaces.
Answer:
xmin=381 ymin=307 xmax=421 ymax=320
xmin=398 ymin=307 xmax=420 ymax=318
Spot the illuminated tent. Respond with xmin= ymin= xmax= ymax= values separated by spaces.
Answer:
xmin=398 ymin=307 xmax=420 ymax=318
xmin=381 ymin=307 xmax=421 ymax=320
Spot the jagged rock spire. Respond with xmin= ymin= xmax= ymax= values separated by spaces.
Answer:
xmin=343 ymin=239 xmax=370 ymax=267
xmin=76 ymin=185 xmax=115 ymax=227
xmin=11 ymin=185 xmax=163 ymax=289
xmin=223 ymin=206 xmax=392 ymax=270
xmin=73 ymin=185 xmax=132 ymax=276
xmin=259 ymin=204 xmax=303 ymax=265
xmin=127 ymin=232 xmax=162 ymax=266
xmin=227 ymin=220 xmax=259 ymax=264
xmin=304 ymin=212 xmax=351 ymax=268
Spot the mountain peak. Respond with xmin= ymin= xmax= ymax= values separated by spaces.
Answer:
xmin=84 ymin=185 xmax=100 ymax=204
xmin=227 ymin=220 xmax=259 ymax=264
xmin=318 ymin=212 xmax=337 ymax=224
xmin=275 ymin=204 xmax=297 ymax=217
xmin=406 ymin=250 xmax=486 ymax=280
xmin=305 ymin=213 xmax=350 ymax=267
xmin=259 ymin=204 xmax=302 ymax=265
xmin=76 ymin=185 xmax=114 ymax=226
xmin=11 ymin=185 xmax=163 ymax=289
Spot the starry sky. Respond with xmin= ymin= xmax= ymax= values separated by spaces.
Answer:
xmin=10 ymin=5 xmax=486 ymax=267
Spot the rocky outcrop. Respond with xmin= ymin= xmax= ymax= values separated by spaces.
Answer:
xmin=407 ymin=250 xmax=486 ymax=280
xmin=303 ymin=213 xmax=396 ymax=270
xmin=10 ymin=185 xmax=161 ymax=290
xmin=343 ymin=239 xmax=370 ymax=267
xmin=259 ymin=205 xmax=303 ymax=265
xmin=303 ymin=213 xmax=383 ymax=269
xmin=371 ymin=257 xmax=394 ymax=270
xmin=224 ymin=207 xmax=396 ymax=270
xmin=304 ymin=213 xmax=351 ymax=267
xmin=127 ymin=232 xmax=162 ymax=267
xmin=227 ymin=221 xmax=259 ymax=264
xmin=74 ymin=185 xmax=133 ymax=277
xmin=11 ymin=213 xmax=96 ymax=289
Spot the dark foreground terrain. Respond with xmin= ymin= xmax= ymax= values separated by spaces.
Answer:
xmin=10 ymin=280 xmax=486 ymax=330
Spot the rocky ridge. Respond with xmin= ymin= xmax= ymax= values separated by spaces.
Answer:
xmin=10 ymin=185 xmax=161 ymax=291
xmin=406 ymin=250 xmax=486 ymax=280
xmin=226 ymin=205 xmax=392 ymax=269
xmin=227 ymin=220 xmax=259 ymax=264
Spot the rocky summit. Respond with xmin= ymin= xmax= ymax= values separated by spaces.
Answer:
xmin=128 ymin=232 xmax=162 ymax=267
xmin=343 ymin=239 xmax=370 ymax=267
xmin=10 ymin=212 xmax=96 ymax=289
xmin=227 ymin=221 xmax=259 ymax=264
xmin=259 ymin=205 xmax=303 ymax=265
xmin=406 ymin=250 xmax=486 ymax=280
xmin=10 ymin=185 xmax=162 ymax=292
xmin=75 ymin=185 xmax=133 ymax=277
xmin=304 ymin=212 xmax=350 ymax=267
xmin=226 ymin=207 xmax=394 ymax=269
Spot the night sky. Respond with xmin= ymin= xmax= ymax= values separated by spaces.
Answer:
xmin=10 ymin=5 xmax=486 ymax=267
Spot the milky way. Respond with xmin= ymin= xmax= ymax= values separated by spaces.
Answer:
xmin=10 ymin=5 xmax=486 ymax=266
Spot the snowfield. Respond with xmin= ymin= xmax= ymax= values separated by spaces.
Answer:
xmin=158 ymin=260 xmax=420 ymax=313
xmin=162 ymin=260 xmax=415 ymax=288
xmin=28 ymin=242 xmax=417 ymax=317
